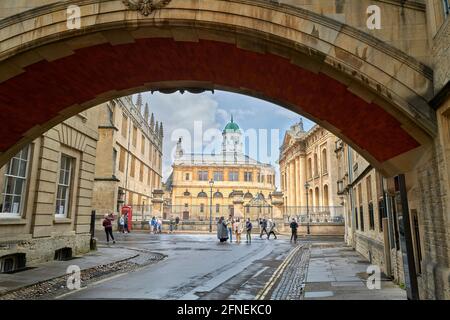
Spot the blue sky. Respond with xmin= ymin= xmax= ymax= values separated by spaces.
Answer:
xmin=138 ymin=90 xmax=315 ymax=188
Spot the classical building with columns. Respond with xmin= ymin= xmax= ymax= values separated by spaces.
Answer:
xmin=279 ymin=120 xmax=341 ymax=219
xmin=167 ymin=117 xmax=280 ymax=221
xmin=91 ymin=94 xmax=163 ymax=224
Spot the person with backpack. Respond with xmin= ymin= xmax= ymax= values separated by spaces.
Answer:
xmin=102 ymin=213 xmax=116 ymax=244
xmin=290 ymin=218 xmax=299 ymax=243
xmin=245 ymin=218 xmax=253 ymax=243
xmin=267 ymin=219 xmax=278 ymax=239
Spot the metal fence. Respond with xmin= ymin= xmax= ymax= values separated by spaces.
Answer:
xmin=282 ymin=206 xmax=344 ymax=224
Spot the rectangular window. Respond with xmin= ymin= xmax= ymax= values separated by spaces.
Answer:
xmin=244 ymin=171 xmax=253 ymax=182
xmin=366 ymin=176 xmax=373 ymax=202
xmin=55 ymin=155 xmax=73 ymax=218
xmin=0 ymin=146 xmax=30 ymax=216
xmin=185 ymin=173 xmax=190 ymax=181
xmin=198 ymin=171 xmax=208 ymax=181
xmin=130 ymin=156 xmax=136 ymax=178
xmin=228 ymin=171 xmax=239 ymax=181
xmin=378 ymin=198 xmax=385 ymax=232
xmin=148 ymin=169 xmax=152 ymax=186
xmin=141 ymin=135 xmax=145 ymax=155
xmin=112 ymin=148 xmax=117 ymax=175
xmin=359 ymin=205 xmax=365 ymax=231
xmin=355 ymin=207 xmax=359 ymax=230
xmin=368 ymin=202 xmax=375 ymax=230
xmin=139 ymin=162 xmax=144 ymax=182
xmin=216 ymin=204 xmax=220 ymax=213
xmin=200 ymin=203 xmax=205 ymax=213
xmin=213 ymin=171 xmax=224 ymax=181
xmin=132 ymin=126 xmax=137 ymax=147
xmin=121 ymin=114 xmax=128 ymax=138
xmin=149 ymin=143 xmax=153 ymax=164
xmin=118 ymin=147 xmax=126 ymax=172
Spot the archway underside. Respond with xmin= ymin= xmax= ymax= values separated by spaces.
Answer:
xmin=0 ymin=38 xmax=423 ymax=174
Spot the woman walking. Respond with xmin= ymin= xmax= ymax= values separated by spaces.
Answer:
xmin=217 ymin=217 xmax=229 ymax=243
xmin=102 ymin=213 xmax=115 ymax=244
xmin=246 ymin=218 xmax=253 ymax=243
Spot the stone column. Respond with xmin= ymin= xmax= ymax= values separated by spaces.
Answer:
xmin=299 ymin=155 xmax=306 ymax=207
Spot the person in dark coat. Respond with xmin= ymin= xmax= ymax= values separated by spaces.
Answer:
xmin=102 ymin=213 xmax=115 ymax=244
xmin=217 ymin=216 xmax=229 ymax=243
xmin=290 ymin=218 xmax=299 ymax=243
xmin=260 ymin=218 xmax=268 ymax=238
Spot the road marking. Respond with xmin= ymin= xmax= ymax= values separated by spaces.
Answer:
xmin=255 ymin=245 xmax=302 ymax=300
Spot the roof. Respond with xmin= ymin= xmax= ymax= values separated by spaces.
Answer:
xmin=173 ymin=153 xmax=274 ymax=170
xmin=223 ymin=115 xmax=240 ymax=132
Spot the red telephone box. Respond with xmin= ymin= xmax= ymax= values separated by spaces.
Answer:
xmin=121 ymin=205 xmax=133 ymax=231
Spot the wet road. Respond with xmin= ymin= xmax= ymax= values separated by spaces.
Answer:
xmin=60 ymin=233 xmax=297 ymax=300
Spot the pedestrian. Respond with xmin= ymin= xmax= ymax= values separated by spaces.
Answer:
xmin=267 ymin=219 xmax=278 ymax=240
xmin=150 ymin=216 xmax=156 ymax=233
xmin=119 ymin=214 xmax=125 ymax=233
xmin=217 ymin=216 xmax=228 ymax=243
xmin=290 ymin=218 xmax=299 ymax=243
xmin=102 ymin=213 xmax=115 ymax=244
xmin=169 ymin=218 xmax=174 ymax=233
xmin=245 ymin=218 xmax=253 ymax=243
xmin=234 ymin=217 xmax=243 ymax=244
xmin=124 ymin=213 xmax=129 ymax=233
xmin=175 ymin=216 xmax=180 ymax=231
xmin=260 ymin=218 xmax=268 ymax=238
xmin=157 ymin=217 xmax=162 ymax=233
xmin=226 ymin=215 xmax=234 ymax=243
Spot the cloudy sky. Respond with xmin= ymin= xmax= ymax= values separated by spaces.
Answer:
xmin=136 ymin=90 xmax=315 ymax=188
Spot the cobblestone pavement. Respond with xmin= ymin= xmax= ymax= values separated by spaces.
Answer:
xmin=269 ymin=243 xmax=311 ymax=300
xmin=256 ymin=242 xmax=406 ymax=300
xmin=0 ymin=248 xmax=165 ymax=300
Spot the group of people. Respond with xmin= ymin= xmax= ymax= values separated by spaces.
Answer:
xmin=216 ymin=216 xmax=301 ymax=244
xmin=217 ymin=216 xmax=280 ymax=244
xmin=102 ymin=212 xmax=131 ymax=244
xmin=149 ymin=216 xmax=163 ymax=234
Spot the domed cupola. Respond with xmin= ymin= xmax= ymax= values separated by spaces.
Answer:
xmin=222 ymin=115 xmax=243 ymax=154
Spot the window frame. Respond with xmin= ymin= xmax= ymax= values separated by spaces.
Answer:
xmin=0 ymin=145 xmax=31 ymax=217
xmin=55 ymin=154 xmax=74 ymax=218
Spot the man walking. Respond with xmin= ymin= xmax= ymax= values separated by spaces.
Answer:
xmin=267 ymin=219 xmax=278 ymax=239
xmin=102 ymin=213 xmax=116 ymax=244
xmin=290 ymin=218 xmax=299 ymax=243
xmin=246 ymin=218 xmax=253 ymax=243
xmin=260 ymin=218 xmax=268 ymax=238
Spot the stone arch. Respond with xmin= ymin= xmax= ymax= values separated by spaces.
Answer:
xmin=0 ymin=0 xmax=436 ymax=176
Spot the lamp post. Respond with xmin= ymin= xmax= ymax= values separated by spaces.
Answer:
xmin=209 ymin=179 xmax=214 ymax=233
xmin=305 ymin=182 xmax=310 ymax=235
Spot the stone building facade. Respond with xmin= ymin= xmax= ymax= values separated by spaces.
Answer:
xmin=335 ymin=140 xmax=407 ymax=285
xmin=0 ymin=110 xmax=98 ymax=271
xmin=92 ymin=94 xmax=163 ymax=224
xmin=167 ymin=117 xmax=279 ymax=222
xmin=279 ymin=121 xmax=342 ymax=219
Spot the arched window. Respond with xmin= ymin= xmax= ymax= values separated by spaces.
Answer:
xmin=323 ymin=185 xmax=329 ymax=206
xmin=314 ymin=154 xmax=319 ymax=177
xmin=183 ymin=189 xmax=191 ymax=196
xmin=315 ymin=187 xmax=320 ymax=207
xmin=307 ymin=158 xmax=312 ymax=179
xmin=197 ymin=190 xmax=207 ymax=198
xmin=322 ymin=149 xmax=328 ymax=173
xmin=213 ymin=191 xmax=223 ymax=198
xmin=244 ymin=191 xmax=253 ymax=199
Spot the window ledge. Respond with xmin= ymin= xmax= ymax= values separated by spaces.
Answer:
xmin=54 ymin=217 xmax=72 ymax=224
xmin=0 ymin=217 xmax=27 ymax=225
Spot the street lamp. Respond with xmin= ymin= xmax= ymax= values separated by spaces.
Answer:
xmin=305 ymin=182 xmax=310 ymax=235
xmin=209 ymin=179 xmax=214 ymax=233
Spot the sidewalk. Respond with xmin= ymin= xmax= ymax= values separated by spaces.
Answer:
xmin=0 ymin=246 xmax=138 ymax=295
